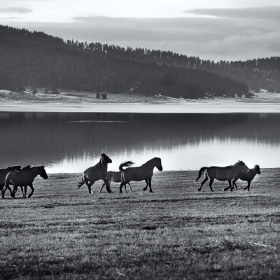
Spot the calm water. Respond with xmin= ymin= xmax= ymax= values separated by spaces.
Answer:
xmin=0 ymin=112 xmax=279 ymax=173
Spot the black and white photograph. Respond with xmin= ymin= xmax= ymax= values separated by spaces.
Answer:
xmin=0 ymin=0 xmax=280 ymax=279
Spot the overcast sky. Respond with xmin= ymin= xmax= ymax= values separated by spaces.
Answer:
xmin=1 ymin=0 xmax=280 ymax=61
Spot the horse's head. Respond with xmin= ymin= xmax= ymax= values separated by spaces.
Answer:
xmin=254 ymin=165 xmax=261 ymax=174
xmin=235 ymin=160 xmax=249 ymax=172
xmin=154 ymin=157 xmax=163 ymax=171
xmin=38 ymin=166 xmax=48 ymax=179
xmin=100 ymin=153 xmax=112 ymax=164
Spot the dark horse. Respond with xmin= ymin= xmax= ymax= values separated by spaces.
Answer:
xmin=77 ymin=153 xmax=113 ymax=194
xmin=2 ymin=165 xmax=48 ymax=199
xmin=99 ymin=171 xmax=132 ymax=193
xmin=196 ymin=160 xmax=249 ymax=192
xmin=0 ymin=166 xmax=21 ymax=196
xmin=119 ymin=157 xmax=163 ymax=193
xmin=233 ymin=165 xmax=261 ymax=191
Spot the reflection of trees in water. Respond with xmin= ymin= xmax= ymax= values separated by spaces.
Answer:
xmin=0 ymin=112 xmax=279 ymax=167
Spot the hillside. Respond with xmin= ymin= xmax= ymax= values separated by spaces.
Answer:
xmin=0 ymin=25 xmax=249 ymax=99
xmin=85 ymin=43 xmax=280 ymax=93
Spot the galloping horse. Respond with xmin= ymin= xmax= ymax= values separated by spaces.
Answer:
xmin=99 ymin=171 xmax=132 ymax=193
xmin=196 ymin=160 xmax=249 ymax=192
xmin=233 ymin=165 xmax=261 ymax=191
xmin=119 ymin=157 xmax=163 ymax=193
xmin=77 ymin=153 xmax=113 ymax=194
xmin=2 ymin=165 xmax=48 ymax=199
xmin=0 ymin=166 xmax=21 ymax=196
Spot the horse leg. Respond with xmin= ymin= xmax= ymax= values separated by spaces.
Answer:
xmin=1 ymin=185 xmax=12 ymax=199
xmin=7 ymin=186 xmax=14 ymax=197
xmin=86 ymin=181 xmax=94 ymax=194
xmin=224 ymin=180 xmax=233 ymax=191
xmin=20 ymin=186 xmax=24 ymax=197
xmin=28 ymin=184 xmax=34 ymax=198
xmin=198 ymin=176 xmax=208 ymax=191
xmin=12 ymin=185 xmax=18 ymax=198
xmin=143 ymin=179 xmax=149 ymax=191
xmin=128 ymin=182 xmax=133 ymax=192
xmin=244 ymin=181 xmax=251 ymax=191
xmin=120 ymin=182 xmax=126 ymax=193
xmin=103 ymin=178 xmax=112 ymax=193
xmin=148 ymin=178 xmax=153 ymax=192
xmin=99 ymin=183 xmax=105 ymax=193
xmin=209 ymin=178 xmax=214 ymax=192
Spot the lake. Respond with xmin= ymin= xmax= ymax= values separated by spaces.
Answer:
xmin=0 ymin=112 xmax=279 ymax=173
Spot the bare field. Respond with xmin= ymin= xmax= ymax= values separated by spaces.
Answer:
xmin=1 ymin=169 xmax=280 ymax=279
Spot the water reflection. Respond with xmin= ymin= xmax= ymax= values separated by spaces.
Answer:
xmin=0 ymin=112 xmax=279 ymax=173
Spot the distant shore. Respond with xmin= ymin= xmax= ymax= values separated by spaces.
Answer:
xmin=0 ymin=91 xmax=280 ymax=113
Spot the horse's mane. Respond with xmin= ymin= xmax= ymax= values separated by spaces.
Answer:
xmin=146 ymin=157 xmax=160 ymax=164
xmin=22 ymin=165 xmax=31 ymax=170
xmin=122 ymin=161 xmax=135 ymax=167
xmin=233 ymin=160 xmax=246 ymax=167
xmin=8 ymin=165 xmax=21 ymax=169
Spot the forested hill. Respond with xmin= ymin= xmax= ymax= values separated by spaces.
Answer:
xmin=0 ymin=25 xmax=250 ymax=99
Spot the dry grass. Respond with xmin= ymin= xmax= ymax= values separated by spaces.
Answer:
xmin=0 ymin=169 xmax=280 ymax=279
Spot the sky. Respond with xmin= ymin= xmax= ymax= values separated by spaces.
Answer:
xmin=1 ymin=0 xmax=280 ymax=61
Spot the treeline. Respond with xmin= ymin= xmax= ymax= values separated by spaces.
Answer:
xmin=0 ymin=25 xmax=249 ymax=98
xmin=72 ymin=41 xmax=280 ymax=93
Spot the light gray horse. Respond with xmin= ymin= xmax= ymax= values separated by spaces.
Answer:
xmin=99 ymin=171 xmax=132 ymax=193
xmin=196 ymin=160 xmax=249 ymax=192
xmin=119 ymin=157 xmax=163 ymax=193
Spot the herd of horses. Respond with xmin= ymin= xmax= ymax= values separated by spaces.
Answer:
xmin=0 ymin=153 xmax=261 ymax=199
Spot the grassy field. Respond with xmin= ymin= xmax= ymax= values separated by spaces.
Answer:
xmin=0 ymin=169 xmax=279 ymax=279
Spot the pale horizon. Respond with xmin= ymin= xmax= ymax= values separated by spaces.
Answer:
xmin=1 ymin=0 xmax=280 ymax=61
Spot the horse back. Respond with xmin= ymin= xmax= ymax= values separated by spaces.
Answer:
xmin=6 ymin=169 xmax=33 ymax=186
xmin=85 ymin=163 xmax=108 ymax=181
xmin=234 ymin=169 xmax=254 ymax=181
xmin=207 ymin=166 xmax=237 ymax=181
xmin=0 ymin=167 xmax=20 ymax=186
xmin=122 ymin=166 xmax=153 ymax=182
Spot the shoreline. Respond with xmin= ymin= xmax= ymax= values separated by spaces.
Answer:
xmin=1 ymin=101 xmax=280 ymax=113
xmin=1 ymin=91 xmax=280 ymax=113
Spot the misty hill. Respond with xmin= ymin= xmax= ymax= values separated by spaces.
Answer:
xmin=91 ymin=44 xmax=280 ymax=93
xmin=0 ymin=25 xmax=249 ymax=99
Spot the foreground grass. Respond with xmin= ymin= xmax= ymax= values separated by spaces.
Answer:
xmin=0 ymin=169 xmax=279 ymax=279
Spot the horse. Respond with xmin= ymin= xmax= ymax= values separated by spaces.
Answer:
xmin=0 ymin=165 xmax=21 ymax=197
xmin=77 ymin=153 xmax=113 ymax=194
xmin=2 ymin=165 xmax=48 ymax=199
xmin=119 ymin=157 xmax=163 ymax=193
xmin=232 ymin=165 xmax=261 ymax=191
xmin=99 ymin=171 xmax=132 ymax=193
xmin=196 ymin=160 xmax=249 ymax=192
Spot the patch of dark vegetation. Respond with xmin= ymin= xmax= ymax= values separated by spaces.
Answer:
xmin=42 ymin=204 xmax=55 ymax=208
xmin=142 ymin=225 xmax=157 ymax=230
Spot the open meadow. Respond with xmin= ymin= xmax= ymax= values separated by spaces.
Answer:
xmin=0 ymin=169 xmax=280 ymax=279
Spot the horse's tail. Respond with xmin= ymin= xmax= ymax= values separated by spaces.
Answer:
xmin=2 ymin=171 xmax=15 ymax=198
xmin=4 ymin=171 xmax=14 ymax=190
xmin=196 ymin=167 xmax=207 ymax=181
xmin=119 ymin=161 xmax=135 ymax=172
xmin=77 ymin=173 xmax=85 ymax=189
